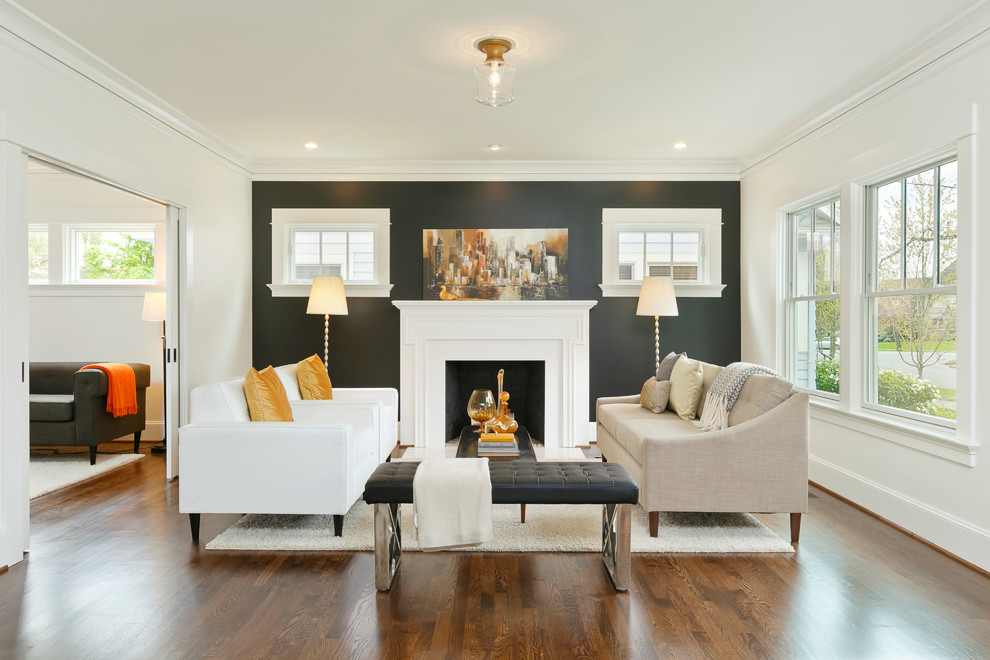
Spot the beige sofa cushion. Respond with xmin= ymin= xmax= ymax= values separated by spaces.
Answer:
xmin=668 ymin=356 xmax=704 ymax=420
xmin=727 ymin=373 xmax=795 ymax=427
xmin=598 ymin=403 xmax=702 ymax=462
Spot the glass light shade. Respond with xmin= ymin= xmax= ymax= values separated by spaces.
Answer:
xmin=474 ymin=60 xmax=516 ymax=107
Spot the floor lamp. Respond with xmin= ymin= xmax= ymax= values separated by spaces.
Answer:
xmin=306 ymin=275 xmax=348 ymax=372
xmin=636 ymin=276 xmax=678 ymax=379
xmin=142 ymin=292 xmax=167 ymax=453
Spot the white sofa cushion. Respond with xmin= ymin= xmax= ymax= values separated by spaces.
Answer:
xmin=728 ymin=374 xmax=795 ymax=427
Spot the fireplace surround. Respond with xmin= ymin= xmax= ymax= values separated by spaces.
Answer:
xmin=393 ymin=300 xmax=597 ymax=453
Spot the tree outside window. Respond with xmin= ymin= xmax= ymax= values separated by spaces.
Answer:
xmin=73 ymin=229 xmax=156 ymax=282
xmin=870 ymin=159 xmax=956 ymax=420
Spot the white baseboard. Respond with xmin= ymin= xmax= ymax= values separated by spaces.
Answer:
xmin=810 ymin=456 xmax=990 ymax=572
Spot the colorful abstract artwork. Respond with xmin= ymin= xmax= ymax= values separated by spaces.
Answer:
xmin=423 ymin=228 xmax=569 ymax=301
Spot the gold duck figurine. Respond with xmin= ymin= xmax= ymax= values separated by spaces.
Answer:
xmin=439 ymin=285 xmax=483 ymax=301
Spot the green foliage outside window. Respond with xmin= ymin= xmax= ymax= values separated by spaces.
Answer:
xmin=816 ymin=358 xmax=952 ymax=419
xmin=79 ymin=232 xmax=154 ymax=281
xmin=815 ymin=358 xmax=840 ymax=394
xmin=28 ymin=231 xmax=48 ymax=282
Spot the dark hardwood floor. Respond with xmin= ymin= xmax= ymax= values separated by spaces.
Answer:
xmin=2 ymin=448 xmax=989 ymax=659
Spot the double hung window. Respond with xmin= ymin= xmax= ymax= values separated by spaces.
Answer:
xmin=785 ymin=198 xmax=840 ymax=395
xmin=866 ymin=159 xmax=956 ymax=424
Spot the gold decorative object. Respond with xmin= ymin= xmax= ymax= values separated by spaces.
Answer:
xmin=467 ymin=389 xmax=496 ymax=432
xmin=439 ymin=285 xmax=483 ymax=301
xmin=485 ymin=369 xmax=519 ymax=434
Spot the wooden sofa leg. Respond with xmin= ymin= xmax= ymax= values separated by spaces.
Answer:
xmin=333 ymin=514 xmax=344 ymax=537
xmin=790 ymin=513 xmax=802 ymax=542
xmin=89 ymin=446 xmax=97 ymax=465
xmin=189 ymin=514 xmax=201 ymax=543
xmin=133 ymin=431 xmax=142 ymax=454
xmin=649 ymin=511 xmax=659 ymax=537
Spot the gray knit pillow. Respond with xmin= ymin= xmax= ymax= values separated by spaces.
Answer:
xmin=640 ymin=378 xmax=671 ymax=414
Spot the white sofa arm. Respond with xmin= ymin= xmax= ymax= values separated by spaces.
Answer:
xmin=178 ymin=422 xmax=359 ymax=515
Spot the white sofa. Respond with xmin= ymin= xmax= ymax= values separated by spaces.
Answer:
xmin=178 ymin=365 xmax=399 ymax=541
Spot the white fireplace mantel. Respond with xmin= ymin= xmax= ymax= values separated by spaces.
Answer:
xmin=393 ymin=300 xmax=598 ymax=452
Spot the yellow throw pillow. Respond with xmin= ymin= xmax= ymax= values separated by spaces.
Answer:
xmin=244 ymin=366 xmax=294 ymax=422
xmin=297 ymin=354 xmax=333 ymax=400
xmin=668 ymin=355 xmax=704 ymax=420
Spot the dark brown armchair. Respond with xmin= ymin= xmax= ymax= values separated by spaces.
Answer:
xmin=29 ymin=362 xmax=151 ymax=464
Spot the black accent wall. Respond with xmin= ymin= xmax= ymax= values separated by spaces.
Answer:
xmin=252 ymin=180 xmax=741 ymax=422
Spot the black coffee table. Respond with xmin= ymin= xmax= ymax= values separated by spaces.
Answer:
xmin=455 ymin=425 xmax=535 ymax=461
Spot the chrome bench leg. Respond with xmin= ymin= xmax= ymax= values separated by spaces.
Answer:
xmin=602 ymin=503 xmax=631 ymax=591
xmin=374 ymin=502 xmax=402 ymax=591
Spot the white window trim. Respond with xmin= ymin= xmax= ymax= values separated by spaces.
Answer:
xmin=776 ymin=137 xmax=975 ymax=463
xmin=268 ymin=208 xmax=392 ymax=297
xmin=783 ymin=195 xmax=842 ymax=397
xmin=64 ymin=223 xmax=164 ymax=284
xmin=600 ymin=208 xmax=725 ymax=297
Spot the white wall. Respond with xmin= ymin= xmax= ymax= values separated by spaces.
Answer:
xmin=0 ymin=13 xmax=253 ymax=564
xmin=740 ymin=40 xmax=989 ymax=570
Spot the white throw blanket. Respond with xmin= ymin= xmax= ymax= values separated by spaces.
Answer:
xmin=696 ymin=362 xmax=780 ymax=432
xmin=413 ymin=458 xmax=492 ymax=550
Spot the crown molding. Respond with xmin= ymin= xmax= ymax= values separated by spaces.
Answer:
xmin=739 ymin=0 xmax=990 ymax=177
xmin=250 ymin=159 xmax=740 ymax=181
xmin=0 ymin=1 xmax=255 ymax=176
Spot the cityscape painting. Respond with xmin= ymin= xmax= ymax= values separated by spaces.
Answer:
xmin=423 ymin=228 xmax=569 ymax=301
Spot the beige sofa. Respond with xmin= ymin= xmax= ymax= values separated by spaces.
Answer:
xmin=595 ymin=361 xmax=809 ymax=541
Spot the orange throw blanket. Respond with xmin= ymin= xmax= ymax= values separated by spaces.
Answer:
xmin=81 ymin=363 xmax=138 ymax=417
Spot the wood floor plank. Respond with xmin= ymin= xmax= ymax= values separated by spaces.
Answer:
xmin=2 ymin=450 xmax=990 ymax=658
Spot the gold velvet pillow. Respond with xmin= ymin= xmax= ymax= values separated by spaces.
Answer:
xmin=297 ymin=354 xmax=333 ymax=400
xmin=244 ymin=366 xmax=294 ymax=422
xmin=668 ymin=355 xmax=704 ymax=420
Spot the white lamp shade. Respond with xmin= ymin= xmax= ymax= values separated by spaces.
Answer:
xmin=306 ymin=275 xmax=348 ymax=315
xmin=636 ymin=277 xmax=678 ymax=317
xmin=142 ymin=292 xmax=167 ymax=322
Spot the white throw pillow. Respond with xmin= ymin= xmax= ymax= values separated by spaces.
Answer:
xmin=668 ymin=355 xmax=704 ymax=420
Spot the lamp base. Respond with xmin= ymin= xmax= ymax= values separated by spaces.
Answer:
xmin=150 ymin=441 xmax=167 ymax=454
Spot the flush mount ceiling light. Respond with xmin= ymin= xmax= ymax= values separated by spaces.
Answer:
xmin=673 ymin=142 xmax=687 ymax=150
xmin=474 ymin=37 xmax=516 ymax=108
xmin=304 ymin=142 xmax=318 ymax=150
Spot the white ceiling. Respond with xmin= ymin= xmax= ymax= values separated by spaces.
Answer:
xmin=10 ymin=0 xmax=986 ymax=171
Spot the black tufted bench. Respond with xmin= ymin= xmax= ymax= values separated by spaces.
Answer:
xmin=363 ymin=460 xmax=639 ymax=591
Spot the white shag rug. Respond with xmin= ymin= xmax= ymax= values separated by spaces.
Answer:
xmin=30 ymin=453 xmax=144 ymax=499
xmin=206 ymin=501 xmax=794 ymax=554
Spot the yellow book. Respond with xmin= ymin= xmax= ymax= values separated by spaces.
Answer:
xmin=479 ymin=432 xmax=516 ymax=442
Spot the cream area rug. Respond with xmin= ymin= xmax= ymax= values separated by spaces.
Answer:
xmin=30 ymin=453 xmax=144 ymax=499
xmin=206 ymin=501 xmax=794 ymax=553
